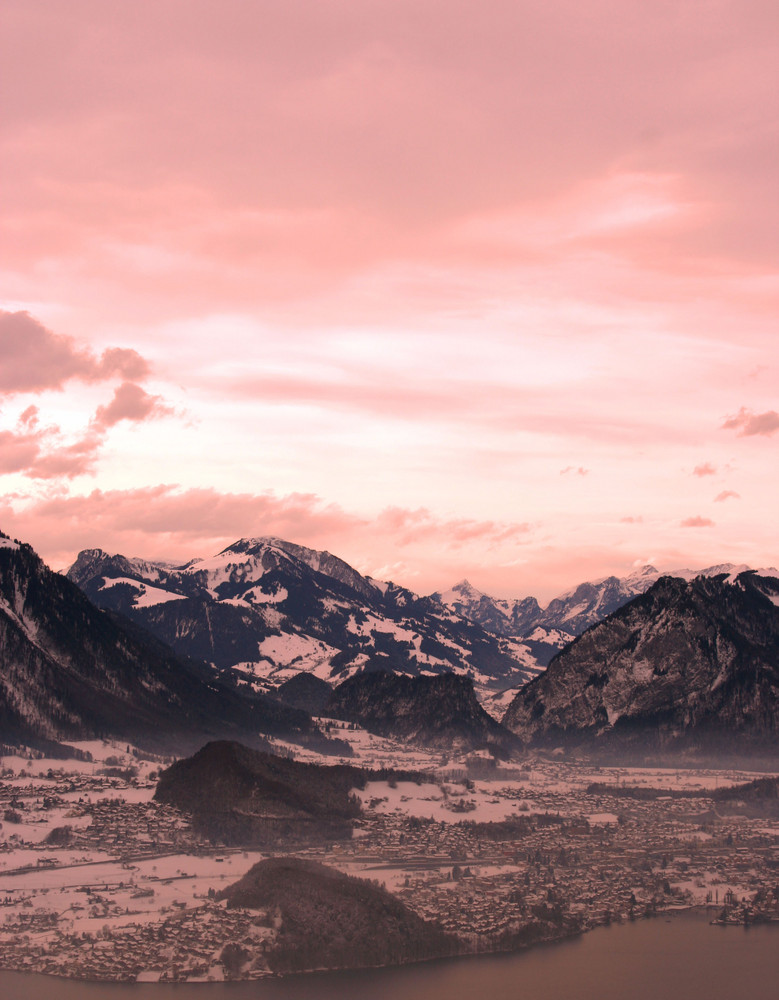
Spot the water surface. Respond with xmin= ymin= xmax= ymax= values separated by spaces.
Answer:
xmin=2 ymin=911 xmax=777 ymax=1000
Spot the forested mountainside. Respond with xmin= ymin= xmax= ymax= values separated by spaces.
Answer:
xmin=0 ymin=533 xmax=307 ymax=752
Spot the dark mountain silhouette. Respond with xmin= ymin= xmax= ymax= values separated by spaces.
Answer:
xmin=503 ymin=572 xmax=779 ymax=756
xmin=153 ymin=740 xmax=365 ymax=845
xmin=0 ymin=533 xmax=308 ymax=753
xmin=324 ymin=671 xmax=519 ymax=754
xmin=273 ymin=671 xmax=333 ymax=715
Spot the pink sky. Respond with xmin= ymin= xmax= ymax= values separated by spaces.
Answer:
xmin=1 ymin=1 xmax=778 ymax=601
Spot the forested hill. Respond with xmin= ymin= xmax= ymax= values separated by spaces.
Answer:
xmin=218 ymin=856 xmax=456 ymax=973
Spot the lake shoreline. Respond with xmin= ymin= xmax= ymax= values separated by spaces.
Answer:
xmin=1 ymin=906 xmax=778 ymax=1000
xmin=2 ymin=903 xmax=771 ymax=985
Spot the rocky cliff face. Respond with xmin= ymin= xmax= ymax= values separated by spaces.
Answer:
xmin=0 ymin=532 xmax=307 ymax=750
xmin=432 ymin=580 xmax=542 ymax=636
xmin=502 ymin=572 xmax=779 ymax=754
xmin=324 ymin=671 xmax=518 ymax=754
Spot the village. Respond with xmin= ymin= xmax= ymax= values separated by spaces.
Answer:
xmin=0 ymin=731 xmax=777 ymax=982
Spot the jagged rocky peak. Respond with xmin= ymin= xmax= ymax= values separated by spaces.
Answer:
xmin=433 ymin=561 xmax=776 ymax=652
xmin=66 ymin=547 xmax=176 ymax=588
xmin=432 ymin=580 xmax=542 ymax=638
xmin=502 ymin=571 xmax=779 ymax=755
xmin=441 ymin=579 xmax=483 ymax=600
xmin=628 ymin=563 xmax=660 ymax=579
xmin=62 ymin=546 xmax=112 ymax=581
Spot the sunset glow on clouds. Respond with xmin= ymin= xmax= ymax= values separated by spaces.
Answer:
xmin=1 ymin=1 xmax=778 ymax=600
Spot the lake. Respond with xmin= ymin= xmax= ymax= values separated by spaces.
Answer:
xmin=1 ymin=910 xmax=777 ymax=1000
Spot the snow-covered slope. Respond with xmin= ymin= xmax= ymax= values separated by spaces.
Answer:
xmin=67 ymin=538 xmax=537 ymax=696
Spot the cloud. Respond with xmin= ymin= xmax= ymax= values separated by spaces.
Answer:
xmin=375 ymin=505 xmax=531 ymax=549
xmin=1 ymin=486 xmax=363 ymax=561
xmin=714 ymin=490 xmax=740 ymax=502
xmin=620 ymin=516 xmax=643 ymax=524
xmin=0 ymin=429 xmax=41 ymax=474
xmin=26 ymin=433 xmax=104 ymax=480
xmin=721 ymin=407 xmax=779 ymax=437
xmin=93 ymin=382 xmax=174 ymax=428
xmin=560 ymin=466 xmax=589 ymax=476
xmin=0 ymin=383 xmax=175 ymax=481
xmin=1 ymin=486 xmax=534 ymax=582
xmin=1 ymin=376 xmax=176 ymax=481
xmin=680 ymin=516 xmax=715 ymax=528
xmin=0 ymin=412 xmax=103 ymax=480
xmin=0 ymin=311 xmax=149 ymax=394
xmin=692 ymin=462 xmax=716 ymax=477
xmin=18 ymin=405 xmax=39 ymax=429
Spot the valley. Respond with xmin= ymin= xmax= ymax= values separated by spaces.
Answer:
xmin=1 ymin=529 xmax=778 ymax=982
xmin=0 ymin=730 xmax=776 ymax=982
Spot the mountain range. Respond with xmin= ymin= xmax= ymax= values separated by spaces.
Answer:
xmin=3 ymin=526 xmax=778 ymax=759
xmin=66 ymin=538 xmax=534 ymax=696
xmin=433 ymin=562 xmax=778 ymax=667
xmin=68 ymin=538 xmax=775 ymax=706
xmin=503 ymin=570 xmax=779 ymax=755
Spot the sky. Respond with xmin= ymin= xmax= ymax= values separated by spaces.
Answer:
xmin=1 ymin=1 xmax=778 ymax=602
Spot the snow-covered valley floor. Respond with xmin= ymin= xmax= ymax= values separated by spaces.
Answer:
xmin=1 ymin=730 xmax=777 ymax=982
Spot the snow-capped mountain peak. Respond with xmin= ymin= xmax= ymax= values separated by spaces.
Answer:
xmin=65 ymin=537 xmax=536 ymax=701
xmin=433 ymin=561 xmax=779 ymax=671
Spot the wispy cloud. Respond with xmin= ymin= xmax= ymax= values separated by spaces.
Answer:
xmin=0 ymin=313 xmax=177 ymax=483
xmin=722 ymin=408 xmax=779 ymax=438
xmin=375 ymin=505 xmax=531 ymax=549
xmin=0 ymin=410 xmax=103 ymax=480
xmin=680 ymin=516 xmax=715 ymax=528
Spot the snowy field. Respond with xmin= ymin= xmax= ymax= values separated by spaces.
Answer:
xmin=1 ymin=730 xmax=777 ymax=982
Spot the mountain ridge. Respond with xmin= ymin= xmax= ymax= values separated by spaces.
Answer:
xmin=433 ymin=562 xmax=779 ymax=670
xmin=0 ymin=531 xmax=309 ymax=752
xmin=66 ymin=537 xmax=535 ymax=696
xmin=501 ymin=570 xmax=779 ymax=755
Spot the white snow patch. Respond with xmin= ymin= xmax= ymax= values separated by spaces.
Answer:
xmin=242 ymin=587 xmax=288 ymax=605
xmin=98 ymin=577 xmax=186 ymax=608
xmin=256 ymin=632 xmax=338 ymax=676
xmin=632 ymin=659 xmax=654 ymax=684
